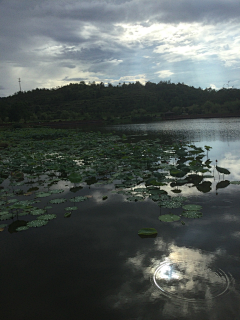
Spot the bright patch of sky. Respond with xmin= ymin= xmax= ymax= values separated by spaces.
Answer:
xmin=0 ymin=0 xmax=240 ymax=96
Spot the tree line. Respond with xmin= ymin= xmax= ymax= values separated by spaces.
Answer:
xmin=0 ymin=80 xmax=240 ymax=123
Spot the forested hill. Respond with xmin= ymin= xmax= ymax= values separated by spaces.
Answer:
xmin=0 ymin=81 xmax=240 ymax=123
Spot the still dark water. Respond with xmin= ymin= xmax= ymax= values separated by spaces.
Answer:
xmin=2 ymin=118 xmax=240 ymax=320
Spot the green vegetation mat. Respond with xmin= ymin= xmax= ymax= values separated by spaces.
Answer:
xmin=0 ymin=128 xmax=234 ymax=234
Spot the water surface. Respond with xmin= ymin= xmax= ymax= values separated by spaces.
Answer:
xmin=1 ymin=118 xmax=240 ymax=320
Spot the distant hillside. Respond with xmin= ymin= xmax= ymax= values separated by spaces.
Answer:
xmin=0 ymin=81 xmax=240 ymax=123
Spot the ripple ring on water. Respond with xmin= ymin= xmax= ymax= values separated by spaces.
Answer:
xmin=153 ymin=260 xmax=230 ymax=301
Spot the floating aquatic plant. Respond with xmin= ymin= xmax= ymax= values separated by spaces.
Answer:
xmin=37 ymin=214 xmax=57 ymax=220
xmin=158 ymin=214 xmax=181 ymax=222
xmin=50 ymin=198 xmax=67 ymax=204
xmin=182 ymin=210 xmax=202 ymax=219
xmin=69 ymin=196 xmax=88 ymax=203
xmin=138 ymin=228 xmax=158 ymax=236
xmin=65 ymin=206 xmax=78 ymax=211
xmin=0 ymin=127 xmax=223 ymax=234
xmin=27 ymin=220 xmax=48 ymax=228
xmin=230 ymin=181 xmax=240 ymax=185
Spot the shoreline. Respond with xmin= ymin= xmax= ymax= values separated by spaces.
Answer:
xmin=0 ymin=112 xmax=240 ymax=129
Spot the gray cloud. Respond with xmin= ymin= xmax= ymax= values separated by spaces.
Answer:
xmin=0 ymin=0 xmax=240 ymax=96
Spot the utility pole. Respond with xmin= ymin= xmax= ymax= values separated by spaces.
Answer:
xmin=18 ymin=78 xmax=22 ymax=92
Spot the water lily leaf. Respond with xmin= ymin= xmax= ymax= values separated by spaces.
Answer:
xmin=182 ymin=210 xmax=203 ymax=218
xmin=65 ymin=206 xmax=78 ymax=211
xmin=0 ymin=213 xmax=14 ymax=220
xmin=160 ymin=196 xmax=185 ymax=208
xmin=68 ymin=172 xmax=82 ymax=183
xmin=85 ymin=176 xmax=98 ymax=185
xmin=50 ymin=198 xmax=67 ymax=204
xmin=50 ymin=189 xmax=64 ymax=194
xmin=182 ymin=204 xmax=202 ymax=211
xmin=186 ymin=174 xmax=203 ymax=185
xmin=138 ymin=228 xmax=157 ymax=236
xmin=64 ymin=211 xmax=72 ymax=218
xmin=230 ymin=181 xmax=240 ymax=185
xmin=30 ymin=208 xmax=46 ymax=216
xmin=171 ymin=189 xmax=182 ymax=193
xmin=158 ymin=214 xmax=181 ymax=222
xmin=127 ymin=195 xmax=144 ymax=202
xmin=27 ymin=220 xmax=48 ymax=227
xmin=102 ymin=196 xmax=108 ymax=200
xmin=204 ymin=145 xmax=212 ymax=151
xmin=7 ymin=199 xmax=18 ymax=203
xmin=37 ymin=214 xmax=57 ymax=220
xmin=16 ymin=226 xmax=29 ymax=232
xmin=216 ymin=165 xmax=230 ymax=175
xmin=170 ymin=168 xmax=185 ymax=178
xmin=35 ymin=192 xmax=51 ymax=198
xmin=0 ymin=210 xmax=9 ymax=216
xmin=197 ymin=181 xmax=212 ymax=193
xmin=0 ymin=224 xmax=8 ymax=228
xmin=134 ymin=188 xmax=147 ymax=192
xmin=216 ymin=180 xmax=230 ymax=190
xmin=145 ymin=178 xmax=166 ymax=186
xmin=69 ymin=196 xmax=87 ymax=203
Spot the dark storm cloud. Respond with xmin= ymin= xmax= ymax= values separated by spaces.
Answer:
xmin=28 ymin=0 xmax=240 ymax=25
xmin=0 ymin=0 xmax=240 ymax=96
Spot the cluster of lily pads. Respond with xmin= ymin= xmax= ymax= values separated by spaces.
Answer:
xmin=0 ymin=127 xmax=237 ymax=235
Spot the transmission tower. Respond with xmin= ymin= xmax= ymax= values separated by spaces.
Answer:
xmin=18 ymin=78 xmax=22 ymax=92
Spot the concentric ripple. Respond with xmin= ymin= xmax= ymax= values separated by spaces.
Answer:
xmin=153 ymin=260 xmax=230 ymax=301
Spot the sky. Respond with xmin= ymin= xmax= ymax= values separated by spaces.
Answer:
xmin=0 ymin=0 xmax=240 ymax=97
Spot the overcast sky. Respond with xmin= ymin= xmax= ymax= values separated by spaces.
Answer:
xmin=1 ymin=0 xmax=240 ymax=97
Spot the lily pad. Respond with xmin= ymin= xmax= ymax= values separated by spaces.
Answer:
xmin=30 ymin=208 xmax=46 ymax=216
xmin=216 ymin=165 xmax=230 ymax=175
xmin=64 ymin=211 xmax=72 ymax=218
xmin=16 ymin=226 xmax=30 ymax=231
xmin=37 ymin=214 xmax=57 ymax=220
xmin=182 ymin=204 xmax=202 ymax=211
xmin=35 ymin=192 xmax=52 ymax=198
xmin=68 ymin=173 xmax=82 ymax=183
xmin=160 ymin=196 xmax=185 ymax=209
xmin=230 ymin=181 xmax=240 ymax=185
xmin=182 ymin=210 xmax=202 ymax=218
xmin=158 ymin=214 xmax=181 ymax=222
xmin=216 ymin=180 xmax=230 ymax=190
xmin=138 ymin=228 xmax=158 ymax=236
xmin=27 ymin=220 xmax=48 ymax=227
xmin=50 ymin=189 xmax=64 ymax=194
xmin=69 ymin=196 xmax=87 ymax=203
xmin=127 ymin=195 xmax=144 ymax=202
xmin=65 ymin=206 xmax=78 ymax=211
xmin=50 ymin=198 xmax=67 ymax=204
xmin=0 ymin=213 xmax=15 ymax=220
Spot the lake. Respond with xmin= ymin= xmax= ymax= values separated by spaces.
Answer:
xmin=1 ymin=118 xmax=240 ymax=320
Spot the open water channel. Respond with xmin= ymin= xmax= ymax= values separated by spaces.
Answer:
xmin=1 ymin=118 xmax=240 ymax=320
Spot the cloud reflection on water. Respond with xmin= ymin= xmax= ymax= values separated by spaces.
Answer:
xmin=109 ymin=238 xmax=240 ymax=319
